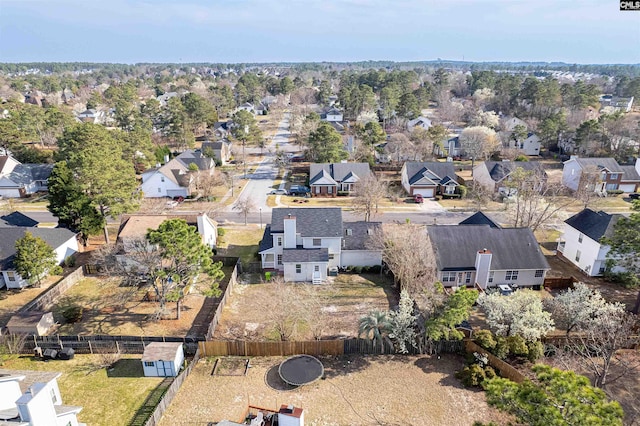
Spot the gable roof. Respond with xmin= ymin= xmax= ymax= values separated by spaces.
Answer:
xmin=282 ymin=248 xmax=329 ymax=263
xmin=270 ymin=208 xmax=342 ymax=238
xmin=117 ymin=213 xmax=212 ymax=241
xmin=3 ymin=164 xmax=54 ymax=188
xmin=482 ymin=161 xmax=546 ymax=182
xmin=620 ymin=165 xmax=640 ymax=182
xmin=0 ymin=212 xmax=39 ymax=228
xmin=427 ymin=225 xmax=549 ymax=271
xmin=564 ymin=209 xmax=622 ymax=242
xmin=404 ymin=162 xmax=458 ymax=186
xmin=0 ymin=156 xmax=19 ymax=174
xmin=0 ymin=227 xmax=76 ymax=270
xmin=342 ymin=221 xmax=381 ymax=250
xmin=309 ymin=163 xmax=371 ymax=185
xmin=459 ymin=212 xmax=502 ymax=228
xmin=407 ymin=116 xmax=432 ymax=127
xmin=142 ymin=342 xmax=182 ymax=362
xmin=572 ymin=157 xmax=624 ymax=173
xmin=174 ymin=150 xmax=215 ymax=171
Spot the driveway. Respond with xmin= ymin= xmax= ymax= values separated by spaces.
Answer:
xmin=227 ymin=113 xmax=292 ymax=213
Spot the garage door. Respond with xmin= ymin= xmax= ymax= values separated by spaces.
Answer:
xmin=0 ymin=188 xmax=21 ymax=198
xmin=619 ymin=184 xmax=637 ymax=193
xmin=413 ymin=188 xmax=434 ymax=197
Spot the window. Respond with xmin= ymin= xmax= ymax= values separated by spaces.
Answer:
xmin=328 ymin=254 xmax=335 ymax=260
xmin=606 ymin=183 xmax=618 ymax=190
xmin=50 ymin=388 xmax=57 ymax=404
xmin=157 ymin=188 xmax=161 ymax=193
xmin=488 ymin=271 xmax=494 ymax=283
xmin=445 ymin=185 xmax=456 ymax=195
xmin=465 ymin=272 xmax=472 ymax=284
xmin=609 ymin=173 xmax=619 ymax=180
xmin=575 ymin=250 xmax=581 ymax=262
xmin=277 ymin=236 xmax=282 ymax=247
xmin=314 ymin=265 xmax=320 ymax=272
xmin=442 ymin=272 xmax=457 ymax=283
xmin=313 ymin=238 xmax=321 ymax=246
xmin=599 ymin=266 xmax=606 ymax=274
xmin=505 ymin=270 xmax=518 ymax=281
xmin=160 ymin=176 xmax=165 ymax=182
xmin=277 ymin=254 xmax=283 ymax=265
xmin=345 ymin=229 xmax=352 ymax=236
xmin=327 ymin=186 xmax=333 ymax=193
xmin=535 ymin=269 xmax=544 ymax=278
xmin=295 ymin=264 xmax=301 ymax=273
xmin=144 ymin=361 xmax=155 ymax=367
xmin=6 ymin=271 xmax=15 ymax=282
xmin=578 ymin=233 xmax=583 ymax=243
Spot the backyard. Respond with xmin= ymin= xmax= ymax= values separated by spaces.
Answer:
xmin=217 ymin=225 xmax=264 ymax=264
xmin=214 ymin=273 xmax=396 ymax=341
xmin=158 ymin=354 xmax=510 ymax=426
xmin=1 ymin=354 xmax=167 ymax=426
xmin=0 ymin=274 xmax=62 ymax=327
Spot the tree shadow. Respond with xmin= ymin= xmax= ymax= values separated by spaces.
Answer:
xmin=107 ymin=358 xmax=144 ymax=378
xmin=413 ymin=354 xmax=476 ymax=391
xmin=128 ymin=377 xmax=172 ymax=426
xmin=321 ymin=354 xmax=371 ymax=379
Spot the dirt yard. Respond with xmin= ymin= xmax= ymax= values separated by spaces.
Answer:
xmin=215 ymin=274 xmax=397 ymax=340
xmin=0 ymin=275 xmax=61 ymax=327
xmin=159 ymin=355 xmax=509 ymax=426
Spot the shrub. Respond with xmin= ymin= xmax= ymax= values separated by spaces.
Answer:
xmin=606 ymin=189 xmax=624 ymax=196
xmin=264 ymin=272 xmax=272 ymax=281
xmin=514 ymin=155 xmax=529 ymax=162
xmin=475 ymin=330 xmax=497 ymax=350
xmin=507 ymin=335 xmax=529 ymax=357
xmin=493 ymin=336 xmax=509 ymax=359
xmin=605 ymin=270 xmax=640 ymax=288
xmin=336 ymin=191 xmax=349 ymax=197
xmin=61 ymin=305 xmax=83 ymax=323
xmin=456 ymin=364 xmax=496 ymax=387
xmin=526 ymin=340 xmax=544 ymax=362
xmin=368 ymin=265 xmax=382 ymax=274
xmin=64 ymin=256 xmax=75 ymax=267
xmin=352 ymin=266 xmax=363 ymax=274
xmin=217 ymin=228 xmax=226 ymax=237
xmin=458 ymin=185 xmax=468 ymax=198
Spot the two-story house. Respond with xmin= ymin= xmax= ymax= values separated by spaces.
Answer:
xmin=141 ymin=150 xmax=215 ymax=198
xmin=0 ymin=369 xmax=84 ymax=426
xmin=258 ymin=208 xmax=382 ymax=283
xmin=562 ymin=156 xmax=624 ymax=194
xmin=557 ymin=209 xmax=624 ymax=276
xmin=507 ymin=133 xmax=541 ymax=156
xmin=201 ymin=140 xmax=233 ymax=165
xmin=0 ymin=156 xmax=54 ymax=199
xmin=309 ymin=163 xmax=372 ymax=196
xmin=406 ymin=116 xmax=432 ymax=131
xmin=427 ymin=212 xmax=550 ymax=290
xmin=401 ymin=161 xmax=462 ymax=198
xmin=473 ymin=160 xmax=547 ymax=195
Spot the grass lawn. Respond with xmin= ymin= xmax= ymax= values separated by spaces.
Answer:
xmin=217 ymin=225 xmax=264 ymax=264
xmin=159 ymin=355 xmax=509 ymax=426
xmin=0 ymin=275 xmax=63 ymax=327
xmin=1 ymin=354 xmax=167 ymax=426
xmin=215 ymin=273 xmax=396 ymax=340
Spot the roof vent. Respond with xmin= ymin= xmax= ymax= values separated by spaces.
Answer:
xmin=346 ymin=229 xmax=352 ymax=236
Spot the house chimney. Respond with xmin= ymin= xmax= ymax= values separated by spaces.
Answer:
xmin=283 ymin=215 xmax=297 ymax=249
xmin=164 ymin=154 xmax=170 ymax=164
xmin=475 ymin=249 xmax=492 ymax=290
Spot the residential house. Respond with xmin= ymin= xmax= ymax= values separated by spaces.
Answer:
xmin=254 ymin=102 xmax=268 ymax=115
xmin=258 ymin=208 xmax=382 ymax=283
xmin=434 ymin=136 xmax=464 ymax=159
xmin=427 ymin=217 xmax=550 ymax=289
xmin=309 ymin=163 xmax=372 ymax=196
xmin=502 ymin=116 xmax=527 ymax=132
xmin=508 ymin=133 xmax=541 ymax=156
xmin=0 ymin=369 xmax=84 ymax=426
xmin=561 ymin=156 xmax=628 ymax=194
xmin=0 ymin=163 xmax=55 ymax=198
xmin=320 ymin=107 xmax=343 ymax=122
xmin=473 ymin=160 xmax=547 ymax=195
xmin=24 ymin=90 xmax=45 ymax=107
xmin=600 ymin=95 xmax=634 ymax=113
xmin=619 ymin=159 xmax=640 ymax=193
xmin=0 ymin=227 xmax=78 ymax=289
xmin=116 ymin=213 xmax=217 ymax=253
xmin=76 ymin=109 xmax=105 ymax=124
xmin=558 ymin=209 xmax=623 ymax=276
xmin=0 ymin=156 xmax=22 ymax=177
xmin=459 ymin=211 xmax=502 ymax=228
xmin=156 ymin=91 xmax=179 ymax=107
xmin=61 ymin=88 xmax=74 ymax=104
xmin=406 ymin=116 xmax=432 ymax=131
xmin=141 ymin=343 xmax=184 ymax=377
xmin=212 ymin=121 xmax=233 ymax=139
xmin=236 ymin=102 xmax=256 ymax=114
xmin=201 ymin=140 xmax=233 ymax=165
xmin=140 ymin=150 xmax=215 ymax=198
xmin=0 ymin=212 xmax=41 ymax=228
xmin=401 ymin=161 xmax=461 ymax=198
xmin=6 ymin=312 xmax=55 ymax=336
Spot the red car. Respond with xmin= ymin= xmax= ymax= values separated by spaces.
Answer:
xmin=414 ymin=194 xmax=424 ymax=203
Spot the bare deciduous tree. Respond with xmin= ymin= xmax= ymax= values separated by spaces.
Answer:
xmin=232 ymin=197 xmax=256 ymax=226
xmin=575 ymin=164 xmax=605 ymax=209
xmin=351 ymin=174 xmax=388 ymax=222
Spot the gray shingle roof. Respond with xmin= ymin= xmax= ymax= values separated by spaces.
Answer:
xmin=620 ymin=165 xmax=640 ymax=182
xmin=404 ymin=162 xmax=458 ymax=186
xmin=309 ymin=163 xmax=371 ymax=185
xmin=258 ymin=225 xmax=273 ymax=252
xmin=482 ymin=161 xmax=546 ymax=182
xmin=0 ymin=227 xmax=76 ymax=269
xmin=459 ymin=212 xmax=502 ymax=228
xmin=564 ymin=209 xmax=622 ymax=242
xmin=575 ymin=157 xmax=623 ymax=173
xmin=343 ymin=222 xmax=381 ymax=250
xmin=270 ymin=208 xmax=343 ymax=238
xmin=282 ymin=248 xmax=329 ymax=263
xmin=427 ymin=225 xmax=549 ymax=271
xmin=3 ymin=164 xmax=54 ymax=188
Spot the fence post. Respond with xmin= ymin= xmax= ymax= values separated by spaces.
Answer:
xmin=88 ymin=340 xmax=93 ymax=354
xmin=116 ymin=341 xmax=120 ymax=353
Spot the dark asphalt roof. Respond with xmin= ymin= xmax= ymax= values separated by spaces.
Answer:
xmin=270 ymin=208 xmax=343 ymax=238
xmin=564 ymin=209 xmax=622 ymax=242
xmin=309 ymin=163 xmax=371 ymax=185
xmin=343 ymin=222 xmax=381 ymax=250
xmin=427 ymin=225 xmax=549 ymax=271
xmin=0 ymin=212 xmax=40 ymax=228
xmin=483 ymin=161 xmax=545 ymax=182
xmin=258 ymin=225 xmax=273 ymax=252
xmin=404 ymin=162 xmax=458 ymax=186
xmin=282 ymin=248 xmax=329 ymax=263
xmin=0 ymin=227 xmax=76 ymax=269
xmin=620 ymin=165 xmax=640 ymax=182
xmin=459 ymin=212 xmax=502 ymax=228
xmin=574 ymin=157 xmax=623 ymax=173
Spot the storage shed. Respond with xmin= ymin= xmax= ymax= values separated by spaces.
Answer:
xmin=141 ymin=342 xmax=184 ymax=377
xmin=6 ymin=311 xmax=54 ymax=336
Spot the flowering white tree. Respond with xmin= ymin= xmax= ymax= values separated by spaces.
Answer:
xmin=478 ymin=290 xmax=554 ymax=341
xmin=388 ymin=290 xmax=418 ymax=354
xmin=459 ymin=126 xmax=500 ymax=160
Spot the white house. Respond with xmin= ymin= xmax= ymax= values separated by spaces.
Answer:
xmin=321 ymin=107 xmax=343 ymax=122
xmin=427 ymin=213 xmax=550 ymax=289
xmin=406 ymin=116 xmax=432 ymax=131
xmin=558 ymin=209 xmax=624 ymax=276
xmin=141 ymin=150 xmax=215 ymax=198
xmin=236 ymin=102 xmax=256 ymax=114
xmin=77 ymin=109 xmax=105 ymax=124
xmin=0 ymin=227 xmax=78 ymax=289
xmin=502 ymin=116 xmax=527 ymax=132
xmin=508 ymin=133 xmax=541 ymax=156
xmin=258 ymin=208 xmax=381 ymax=283
xmin=0 ymin=369 xmax=84 ymax=426
xmin=142 ymin=342 xmax=184 ymax=377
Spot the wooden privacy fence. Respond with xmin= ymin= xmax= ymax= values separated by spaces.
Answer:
xmin=19 ymin=266 xmax=85 ymax=313
xmin=204 ymin=257 xmax=239 ymax=340
xmin=144 ymin=348 xmax=201 ymax=426
xmin=543 ymin=276 xmax=577 ymax=290
xmin=22 ymin=335 xmax=199 ymax=355
xmin=465 ymin=340 xmax=525 ymax=383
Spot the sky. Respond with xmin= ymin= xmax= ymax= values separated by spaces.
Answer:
xmin=0 ymin=0 xmax=639 ymax=64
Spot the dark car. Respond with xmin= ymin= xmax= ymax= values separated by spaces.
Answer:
xmin=289 ymin=185 xmax=310 ymax=196
xmin=629 ymin=193 xmax=640 ymax=200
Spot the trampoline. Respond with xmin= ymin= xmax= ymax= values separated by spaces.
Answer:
xmin=278 ymin=355 xmax=324 ymax=386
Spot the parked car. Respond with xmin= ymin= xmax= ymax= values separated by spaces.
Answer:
xmin=289 ymin=185 xmax=310 ymax=196
xmin=414 ymin=194 xmax=424 ymax=203
xmin=269 ymin=189 xmax=288 ymax=195
xmin=629 ymin=193 xmax=640 ymax=200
